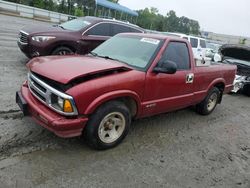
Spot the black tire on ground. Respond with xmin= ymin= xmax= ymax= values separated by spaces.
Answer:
xmin=84 ymin=101 xmax=131 ymax=150
xmin=196 ymin=87 xmax=221 ymax=115
xmin=52 ymin=46 xmax=73 ymax=55
xmin=242 ymin=85 xmax=250 ymax=97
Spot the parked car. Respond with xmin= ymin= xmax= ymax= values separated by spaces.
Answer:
xmin=214 ymin=44 xmax=250 ymax=96
xmin=16 ymin=33 xmax=236 ymax=149
xmin=206 ymin=42 xmax=221 ymax=60
xmin=161 ymin=32 xmax=207 ymax=60
xmin=17 ymin=16 xmax=144 ymax=58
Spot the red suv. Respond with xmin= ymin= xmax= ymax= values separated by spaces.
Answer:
xmin=17 ymin=16 xmax=144 ymax=58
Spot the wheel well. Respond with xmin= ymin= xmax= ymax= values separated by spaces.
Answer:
xmin=120 ymin=97 xmax=137 ymax=117
xmin=51 ymin=45 xmax=76 ymax=54
xmin=214 ymin=82 xmax=225 ymax=103
xmin=214 ymin=82 xmax=225 ymax=92
xmin=103 ymin=97 xmax=138 ymax=117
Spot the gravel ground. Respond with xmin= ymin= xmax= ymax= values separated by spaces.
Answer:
xmin=0 ymin=14 xmax=250 ymax=188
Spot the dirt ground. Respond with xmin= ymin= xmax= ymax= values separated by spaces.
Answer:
xmin=0 ymin=14 xmax=250 ymax=188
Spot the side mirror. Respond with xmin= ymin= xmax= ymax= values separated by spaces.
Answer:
xmin=214 ymin=53 xmax=222 ymax=62
xmin=153 ymin=60 xmax=177 ymax=74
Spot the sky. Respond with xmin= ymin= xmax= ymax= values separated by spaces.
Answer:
xmin=119 ymin=0 xmax=250 ymax=38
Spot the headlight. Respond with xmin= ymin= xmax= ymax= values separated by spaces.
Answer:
xmin=28 ymin=72 xmax=78 ymax=116
xmin=57 ymin=97 xmax=64 ymax=109
xmin=51 ymin=94 xmax=75 ymax=113
xmin=32 ymin=36 xmax=56 ymax=42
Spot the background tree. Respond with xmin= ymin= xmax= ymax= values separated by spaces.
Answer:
xmin=137 ymin=7 xmax=164 ymax=30
xmin=137 ymin=8 xmax=200 ymax=35
xmin=4 ymin=1 xmax=200 ymax=35
xmin=108 ymin=0 xmax=119 ymax=3
xmin=239 ymin=38 xmax=247 ymax=45
xmin=58 ymin=0 xmax=68 ymax=14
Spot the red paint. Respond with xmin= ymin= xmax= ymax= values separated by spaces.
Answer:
xmin=21 ymin=85 xmax=88 ymax=138
xmin=19 ymin=33 xmax=236 ymax=138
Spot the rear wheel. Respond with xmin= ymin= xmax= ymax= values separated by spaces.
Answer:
xmin=84 ymin=101 xmax=131 ymax=150
xmin=196 ymin=87 xmax=220 ymax=115
xmin=52 ymin=46 xmax=74 ymax=55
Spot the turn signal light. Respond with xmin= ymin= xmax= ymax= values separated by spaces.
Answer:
xmin=63 ymin=99 xmax=73 ymax=113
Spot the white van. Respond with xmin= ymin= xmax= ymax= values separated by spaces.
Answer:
xmin=164 ymin=32 xmax=207 ymax=60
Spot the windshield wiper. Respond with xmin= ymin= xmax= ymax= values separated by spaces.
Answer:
xmin=89 ymin=51 xmax=98 ymax=56
xmin=99 ymin=55 xmax=129 ymax=65
xmin=89 ymin=52 xmax=130 ymax=66
xmin=58 ymin=25 xmax=65 ymax=30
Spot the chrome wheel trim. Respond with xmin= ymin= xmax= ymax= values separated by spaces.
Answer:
xmin=207 ymin=93 xmax=218 ymax=111
xmin=58 ymin=50 xmax=70 ymax=55
xmin=98 ymin=112 xmax=126 ymax=144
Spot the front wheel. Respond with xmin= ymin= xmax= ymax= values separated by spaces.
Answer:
xmin=84 ymin=101 xmax=131 ymax=150
xmin=52 ymin=46 xmax=74 ymax=55
xmin=196 ymin=87 xmax=220 ymax=115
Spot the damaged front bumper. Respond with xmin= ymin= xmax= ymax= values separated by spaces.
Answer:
xmin=16 ymin=82 xmax=88 ymax=138
xmin=231 ymin=75 xmax=250 ymax=93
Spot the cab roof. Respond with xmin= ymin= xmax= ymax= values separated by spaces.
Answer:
xmin=79 ymin=16 xmax=142 ymax=29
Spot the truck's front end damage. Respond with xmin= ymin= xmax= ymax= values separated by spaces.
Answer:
xmin=232 ymin=75 xmax=250 ymax=93
xmin=219 ymin=44 xmax=250 ymax=95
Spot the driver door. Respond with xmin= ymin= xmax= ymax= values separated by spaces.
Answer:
xmin=143 ymin=41 xmax=194 ymax=116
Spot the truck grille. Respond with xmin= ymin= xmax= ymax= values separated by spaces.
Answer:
xmin=27 ymin=72 xmax=78 ymax=116
xmin=19 ymin=31 xmax=28 ymax=44
xmin=28 ymin=73 xmax=49 ymax=104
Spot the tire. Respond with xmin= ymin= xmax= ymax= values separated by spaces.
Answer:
xmin=52 ymin=46 xmax=73 ymax=55
xmin=242 ymin=85 xmax=250 ymax=97
xmin=84 ymin=101 xmax=131 ymax=150
xmin=196 ymin=87 xmax=220 ymax=115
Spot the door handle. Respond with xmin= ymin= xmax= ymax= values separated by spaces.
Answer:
xmin=186 ymin=73 xmax=194 ymax=83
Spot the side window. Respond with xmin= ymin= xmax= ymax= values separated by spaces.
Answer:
xmin=160 ymin=42 xmax=190 ymax=70
xmin=129 ymin=27 xmax=143 ymax=33
xmin=190 ymin=38 xmax=198 ymax=48
xmin=86 ymin=23 xmax=111 ymax=36
xmin=112 ymin=24 xmax=131 ymax=36
xmin=200 ymin=40 xmax=206 ymax=48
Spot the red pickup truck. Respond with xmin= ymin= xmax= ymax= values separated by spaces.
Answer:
xmin=16 ymin=33 xmax=236 ymax=149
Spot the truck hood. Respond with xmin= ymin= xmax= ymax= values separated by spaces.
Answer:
xmin=27 ymin=55 xmax=132 ymax=85
xmin=220 ymin=44 xmax=250 ymax=62
xmin=220 ymin=44 xmax=250 ymax=76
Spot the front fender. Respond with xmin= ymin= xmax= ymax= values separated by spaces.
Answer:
xmin=84 ymin=90 xmax=142 ymax=116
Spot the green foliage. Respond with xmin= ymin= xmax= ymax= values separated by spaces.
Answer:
xmin=58 ymin=0 xmax=67 ymax=14
xmin=137 ymin=8 xmax=200 ymax=35
xmin=5 ymin=0 xmax=200 ymax=35
xmin=74 ymin=7 xmax=84 ymax=17
xmin=108 ymin=0 xmax=119 ymax=3
xmin=33 ymin=0 xmax=44 ymax=8
xmin=239 ymin=38 xmax=247 ymax=45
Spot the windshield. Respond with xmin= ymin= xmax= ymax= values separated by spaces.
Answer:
xmin=59 ymin=18 xmax=91 ymax=31
xmin=92 ymin=35 xmax=163 ymax=71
